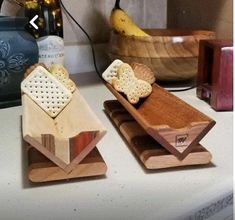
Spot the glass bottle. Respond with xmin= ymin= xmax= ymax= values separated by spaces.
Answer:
xmin=24 ymin=0 xmax=64 ymax=67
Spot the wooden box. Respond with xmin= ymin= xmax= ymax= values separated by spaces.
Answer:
xmin=22 ymin=89 xmax=107 ymax=182
xmin=197 ymin=39 xmax=233 ymax=111
xmin=106 ymin=83 xmax=215 ymax=160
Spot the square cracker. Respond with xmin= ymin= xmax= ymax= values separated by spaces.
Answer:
xmin=102 ymin=59 xmax=123 ymax=84
xmin=21 ymin=66 xmax=72 ymax=118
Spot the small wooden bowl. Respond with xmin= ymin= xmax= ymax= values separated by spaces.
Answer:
xmin=108 ymin=29 xmax=215 ymax=81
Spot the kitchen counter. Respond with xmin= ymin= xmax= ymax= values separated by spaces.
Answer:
xmin=0 ymin=72 xmax=233 ymax=220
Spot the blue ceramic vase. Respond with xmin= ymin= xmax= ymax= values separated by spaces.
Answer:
xmin=0 ymin=16 xmax=38 ymax=107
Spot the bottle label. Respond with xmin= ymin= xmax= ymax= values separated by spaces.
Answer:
xmin=37 ymin=36 xmax=64 ymax=68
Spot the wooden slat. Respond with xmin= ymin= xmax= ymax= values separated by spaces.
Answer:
xmin=41 ymin=134 xmax=55 ymax=154
xmin=28 ymin=147 xmax=107 ymax=183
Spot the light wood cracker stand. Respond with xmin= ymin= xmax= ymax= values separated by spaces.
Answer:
xmin=22 ymin=89 xmax=107 ymax=182
xmin=104 ymin=100 xmax=212 ymax=169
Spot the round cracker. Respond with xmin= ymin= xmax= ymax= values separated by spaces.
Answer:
xmin=131 ymin=62 xmax=156 ymax=84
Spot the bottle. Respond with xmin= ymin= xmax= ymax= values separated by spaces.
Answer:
xmin=24 ymin=0 xmax=64 ymax=67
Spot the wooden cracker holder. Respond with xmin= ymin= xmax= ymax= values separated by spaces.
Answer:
xmin=105 ymin=83 xmax=215 ymax=168
xmin=22 ymin=89 xmax=107 ymax=182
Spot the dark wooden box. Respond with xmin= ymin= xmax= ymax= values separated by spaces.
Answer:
xmin=197 ymin=40 xmax=233 ymax=111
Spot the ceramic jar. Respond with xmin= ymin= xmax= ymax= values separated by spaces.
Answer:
xmin=0 ymin=16 xmax=38 ymax=107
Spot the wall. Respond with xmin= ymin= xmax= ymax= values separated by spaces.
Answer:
xmin=0 ymin=0 xmax=167 ymax=44
xmin=1 ymin=1 xmax=233 ymax=73
xmin=62 ymin=0 xmax=167 ymax=44
xmin=167 ymin=0 xmax=233 ymax=39
xmin=1 ymin=0 xmax=167 ymax=72
xmin=61 ymin=0 xmax=167 ymax=73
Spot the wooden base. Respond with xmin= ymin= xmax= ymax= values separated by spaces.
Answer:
xmin=28 ymin=147 xmax=107 ymax=183
xmin=104 ymin=100 xmax=212 ymax=169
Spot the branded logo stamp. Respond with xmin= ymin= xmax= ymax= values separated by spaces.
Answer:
xmin=175 ymin=134 xmax=189 ymax=147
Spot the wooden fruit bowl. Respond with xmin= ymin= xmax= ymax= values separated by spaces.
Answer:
xmin=108 ymin=29 xmax=215 ymax=82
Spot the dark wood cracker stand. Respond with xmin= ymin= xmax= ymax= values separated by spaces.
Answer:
xmin=105 ymin=83 xmax=215 ymax=169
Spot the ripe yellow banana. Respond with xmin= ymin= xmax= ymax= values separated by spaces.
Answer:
xmin=110 ymin=2 xmax=149 ymax=37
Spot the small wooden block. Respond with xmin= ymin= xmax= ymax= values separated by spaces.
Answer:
xmin=28 ymin=146 xmax=107 ymax=183
xmin=197 ymin=39 xmax=233 ymax=111
xmin=104 ymin=100 xmax=212 ymax=169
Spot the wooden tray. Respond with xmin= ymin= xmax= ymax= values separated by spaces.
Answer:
xmin=106 ymin=83 xmax=215 ymax=160
xmin=22 ymin=89 xmax=107 ymax=173
xmin=104 ymin=100 xmax=212 ymax=169
xmin=27 ymin=145 xmax=107 ymax=183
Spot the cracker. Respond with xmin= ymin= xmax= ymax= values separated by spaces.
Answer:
xmin=61 ymin=79 xmax=76 ymax=93
xmin=50 ymin=64 xmax=69 ymax=79
xmin=113 ymin=63 xmax=152 ymax=104
xmin=131 ymin=62 xmax=156 ymax=84
xmin=102 ymin=59 xmax=123 ymax=84
xmin=24 ymin=63 xmax=48 ymax=79
xmin=21 ymin=66 xmax=72 ymax=118
xmin=50 ymin=64 xmax=76 ymax=93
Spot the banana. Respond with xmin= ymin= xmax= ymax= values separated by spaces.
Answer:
xmin=110 ymin=0 xmax=149 ymax=37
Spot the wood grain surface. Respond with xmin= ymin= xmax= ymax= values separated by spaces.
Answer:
xmin=109 ymin=29 xmax=215 ymax=81
xmin=104 ymin=100 xmax=212 ymax=169
xmin=22 ymin=89 xmax=107 ymax=173
xmin=28 ymin=146 xmax=107 ymax=183
xmin=106 ymin=83 xmax=215 ymax=160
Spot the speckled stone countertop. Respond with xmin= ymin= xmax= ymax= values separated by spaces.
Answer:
xmin=0 ymin=72 xmax=233 ymax=220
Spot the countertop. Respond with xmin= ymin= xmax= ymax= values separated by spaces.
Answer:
xmin=0 ymin=72 xmax=233 ymax=220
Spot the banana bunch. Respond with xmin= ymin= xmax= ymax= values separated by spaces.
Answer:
xmin=110 ymin=0 xmax=149 ymax=37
